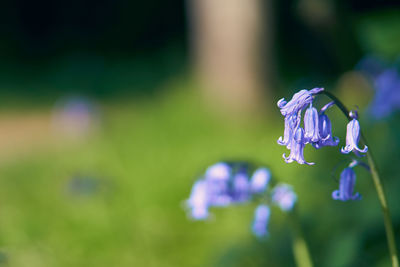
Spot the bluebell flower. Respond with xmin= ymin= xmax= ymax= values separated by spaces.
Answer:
xmin=250 ymin=168 xmax=271 ymax=193
xmin=313 ymin=102 xmax=339 ymax=149
xmin=278 ymin=113 xmax=300 ymax=148
xmin=186 ymin=180 xmax=209 ymax=219
xmin=341 ymin=112 xmax=368 ymax=155
xmin=304 ymin=104 xmax=320 ymax=143
xmin=232 ymin=171 xmax=251 ymax=202
xmin=205 ymin=162 xmax=231 ymax=180
xmin=332 ymin=167 xmax=361 ymax=201
xmin=369 ymin=68 xmax=400 ymax=119
xmin=272 ymin=184 xmax=297 ymax=211
xmin=204 ymin=162 xmax=232 ymax=206
xmin=252 ymin=205 xmax=270 ymax=237
xmin=283 ymin=127 xmax=314 ymax=165
xmin=277 ymin=88 xmax=324 ymax=117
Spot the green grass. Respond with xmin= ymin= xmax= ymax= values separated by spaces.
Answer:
xmin=0 ymin=79 xmax=397 ymax=267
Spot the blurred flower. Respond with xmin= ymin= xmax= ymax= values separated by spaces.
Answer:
xmin=187 ymin=180 xmax=209 ymax=219
xmin=205 ymin=162 xmax=232 ymax=206
xmin=283 ymin=127 xmax=314 ymax=165
xmin=232 ymin=170 xmax=251 ymax=202
xmin=251 ymin=205 xmax=270 ymax=237
xmin=341 ymin=111 xmax=368 ymax=155
xmin=332 ymin=167 xmax=361 ymax=201
xmin=205 ymin=162 xmax=231 ymax=180
xmin=186 ymin=162 xmax=272 ymax=220
xmin=52 ymin=96 xmax=99 ymax=139
xmin=250 ymin=168 xmax=271 ymax=193
xmin=272 ymin=184 xmax=297 ymax=211
xmin=369 ymin=68 xmax=400 ymax=119
xmin=357 ymin=56 xmax=400 ymax=119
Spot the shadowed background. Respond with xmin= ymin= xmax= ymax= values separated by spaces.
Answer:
xmin=0 ymin=0 xmax=399 ymax=266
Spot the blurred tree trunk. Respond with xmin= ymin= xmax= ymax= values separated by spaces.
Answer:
xmin=188 ymin=0 xmax=273 ymax=116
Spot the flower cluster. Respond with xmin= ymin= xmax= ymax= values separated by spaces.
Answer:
xmin=277 ymin=89 xmax=369 ymax=201
xmin=277 ymin=88 xmax=342 ymax=165
xmin=185 ymin=162 xmax=297 ymax=238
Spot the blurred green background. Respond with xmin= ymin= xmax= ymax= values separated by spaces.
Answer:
xmin=0 ymin=0 xmax=400 ymax=266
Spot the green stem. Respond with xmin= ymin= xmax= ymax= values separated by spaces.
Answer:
xmin=321 ymin=91 xmax=399 ymax=267
xmin=289 ymin=207 xmax=313 ymax=267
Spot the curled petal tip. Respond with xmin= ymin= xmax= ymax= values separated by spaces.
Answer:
xmin=277 ymin=98 xmax=287 ymax=108
xmin=341 ymin=147 xmax=351 ymax=154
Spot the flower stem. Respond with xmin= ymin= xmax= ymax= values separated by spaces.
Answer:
xmin=321 ymin=91 xmax=399 ymax=267
xmin=289 ymin=207 xmax=313 ymax=267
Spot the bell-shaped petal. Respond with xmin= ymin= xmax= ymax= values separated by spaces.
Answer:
xmin=271 ymin=184 xmax=297 ymax=211
xmin=278 ymin=114 xmax=296 ymax=147
xmin=304 ymin=105 xmax=320 ymax=143
xmin=251 ymin=205 xmax=270 ymax=237
xmin=250 ymin=168 xmax=271 ymax=193
xmin=341 ymin=119 xmax=368 ymax=154
xmin=332 ymin=167 xmax=362 ymax=201
xmin=186 ymin=180 xmax=209 ymax=219
xmin=283 ymin=127 xmax=314 ymax=165
xmin=313 ymin=113 xmax=339 ymax=149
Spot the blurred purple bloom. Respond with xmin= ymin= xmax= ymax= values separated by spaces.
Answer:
xmin=250 ymin=168 xmax=271 ymax=193
xmin=232 ymin=171 xmax=251 ymax=202
xmin=304 ymin=105 xmax=320 ymax=143
xmin=341 ymin=117 xmax=368 ymax=155
xmin=205 ymin=162 xmax=231 ymax=180
xmin=283 ymin=127 xmax=314 ymax=165
xmin=272 ymin=184 xmax=297 ymax=211
xmin=52 ymin=96 xmax=99 ymax=138
xmin=186 ymin=180 xmax=209 ymax=219
xmin=252 ymin=205 xmax=270 ymax=237
xmin=356 ymin=55 xmax=386 ymax=77
xmin=332 ymin=167 xmax=361 ymax=201
xmin=204 ymin=162 xmax=232 ymax=206
xmin=369 ymin=68 xmax=400 ymax=119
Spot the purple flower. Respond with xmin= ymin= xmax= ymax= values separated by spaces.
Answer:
xmin=272 ymin=184 xmax=297 ymax=211
xmin=204 ymin=162 xmax=232 ymax=206
xmin=186 ymin=180 xmax=209 ymax=219
xmin=332 ymin=167 xmax=361 ymax=201
xmin=304 ymin=105 xmax=320 ymax=143
xmin=251 ymin=205 xmax=270 ymax=237
xmin=313 ymin=102 xmax=339 ymax=149
xmin=278 ymin=113 xmax=300 ymax=148
xmin=232 ymin=171 xmax=250 ymax=202
xmin=369 ymin=68 xmax=400 ymax=119
xmin=283 ymin=127 xmax=314 ymax=165
xmin=277 ymin=88 xmax=324 ymax=117
xmin=205 ymin=162 xmax=231 ymax=180
xmin=278 ymin=88 xmax=323 ymax=164
xmin=250 ymin=168 xmax=271 ymax=193
xmin=341 ymin=114 xmax=368 ymax=155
